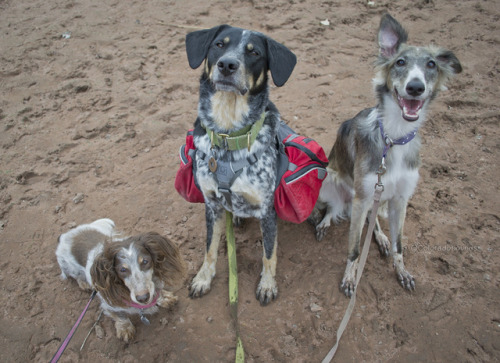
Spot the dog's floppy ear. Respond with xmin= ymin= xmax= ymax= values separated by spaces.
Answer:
xmin=378 ymin=13 xmax=408 ymax=59
xmin=141 ymin=232 xmax=186 ymax=287
xmin=90 ymin=245 xmax=129 ymax=307
xmin=185 ymin=24 xmax=230 ymax=69
xmin=436 ymin=49 xmax=462 ymax=75
xmin=266 ymin=38 xmax=297 ymax=87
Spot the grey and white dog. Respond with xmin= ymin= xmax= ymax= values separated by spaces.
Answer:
xmin=185 ymin=25 xmax=296 ymax=305
xmin=311 ymin=14 xmax=462 ymax=296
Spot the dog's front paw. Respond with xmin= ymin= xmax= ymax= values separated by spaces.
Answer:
xmin=340 ymin=260 xmax=358 ymax=297
xmin=256 ymin=276 xmax=278 ymax=306
xmin=157 ymin=290 xmax=178 ymax=309
xmin=395 ymin=267 xmax=416 ymax=291
xmin=340 ymin=278 xmax=356 ymax=298
xmin=398 ymin=271 xmax=416 ymax=291
xmin=115 ymin=319 xmax=135 ymax=343
xmin=393 ymin=254 xmax=415 ymax=290
xmin=189 ymin=271 xmax=213 ymax=298
xmin=374 ymin=230 xmax=390 ymax=257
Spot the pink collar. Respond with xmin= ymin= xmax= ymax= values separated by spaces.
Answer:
xmin=125 ymin=291 xmax=159 ymax=309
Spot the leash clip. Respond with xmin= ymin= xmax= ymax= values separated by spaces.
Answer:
xmin=375 ymin=157 xmax=386 ymax=191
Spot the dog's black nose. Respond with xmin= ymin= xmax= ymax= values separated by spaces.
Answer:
xmin=136 ymin=292 xmax=150 ymax=304
xmin=406 ymin=79 xmax=425 ymax=96
xmin=217 ymin=57 xmax=239 ymax=77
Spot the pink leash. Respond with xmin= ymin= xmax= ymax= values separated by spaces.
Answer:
xmin=50 ymin=290 xmax=97 ymax=363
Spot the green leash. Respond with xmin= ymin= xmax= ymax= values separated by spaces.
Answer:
xmin=226 ymin=211 xmax=245 ymax=362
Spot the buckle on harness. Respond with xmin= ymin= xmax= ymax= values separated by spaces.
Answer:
xmin=219 ymin=133 xmax=229 ymax=150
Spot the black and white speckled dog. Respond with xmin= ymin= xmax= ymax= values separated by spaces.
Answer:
xmin=185 ymin=25 xmax=296 ymax=305
xmin=311 ymin=14 xmax=462 ymax=296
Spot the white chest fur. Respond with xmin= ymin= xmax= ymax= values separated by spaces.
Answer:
xmin=362 ymin=144 xmax=419 ymax=202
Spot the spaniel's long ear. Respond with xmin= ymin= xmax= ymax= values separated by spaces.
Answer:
xmin=141 ymin=233 xmax=186 ymax=287
xmin=185 ymin=24 xmax=230 ymax=69
xmin=90 ymin=246 xmax=129 ymax=307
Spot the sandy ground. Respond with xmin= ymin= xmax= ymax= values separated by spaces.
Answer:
xmin=0 ymin=0 xmax=499 ymax=362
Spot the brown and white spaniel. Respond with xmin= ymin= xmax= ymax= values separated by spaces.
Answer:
xmin=56 ymin=219 xmax=186 ymax=342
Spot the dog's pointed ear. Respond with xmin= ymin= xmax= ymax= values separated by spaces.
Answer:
xmin=266 ymin=38 xmax=297 ymax=87
xmin=185 ymin=25 xmax=230 ymax=69
xmin=436 ymin=49 xmax=462 ymax=75
xmin=378 ymin=13 xmax=408 ymax=59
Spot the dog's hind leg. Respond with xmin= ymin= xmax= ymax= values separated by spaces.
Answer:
xmin=314 ymin=169 xmax=349 ymax=241
xmin=341 ymin=196 xmax=371 ymax=297
xmin=388 ymin=197 xmax=415 ymax=291
xmin=189 ymin=205 xmax=225 ymax=298
xmin=256 ymin=209 xmax=278 ymax=305
xmin=315 ymin=205 xmax=335 ymax=242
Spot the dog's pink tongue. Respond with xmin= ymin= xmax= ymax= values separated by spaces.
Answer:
xmin=401 ymin=98 xmax=424 ymax=121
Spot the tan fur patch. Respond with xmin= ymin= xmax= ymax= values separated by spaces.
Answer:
xmin=211 ymin=92 xmax=250 ymax=129
xmin=241 ymin=190 xmax=262 ymax=205
xmin=205 ymin=61 xmax=210 ymax=77
xmin=248 ymin=74 xmax=254 ymax=90
xmin=232 ymin=178 xmax=263 ymax=205
xmin=262 ymin=235 xmax=277 ymax=276
xmin=207 ymin=217 xmax=225 ymax=262
xmin=255 ymin=70 xmax=265 ymax=88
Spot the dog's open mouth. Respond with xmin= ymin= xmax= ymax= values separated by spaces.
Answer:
xmin=395 ymin=89 xmax=425 ymax=122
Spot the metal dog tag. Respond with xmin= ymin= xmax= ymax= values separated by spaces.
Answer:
xmin=140 ymin=311 xmax=150 ymax=325
xmin=208 ymin=156 xmax=218 ymax=173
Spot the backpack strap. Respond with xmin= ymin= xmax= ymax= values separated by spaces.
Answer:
xmin=275 ymin=121 xmax=292 ymax=189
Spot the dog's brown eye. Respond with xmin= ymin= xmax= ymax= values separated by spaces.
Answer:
xmin=249 ymin=49 xmax=259 ymax=56
xmin=120 ymin=267 xmax=128 ymax=273
xmin=396 ymin=59 xmax=406 ymax=66
xmin=427 ymin=60 xmax=436 ymax=69
xmin=216 ymin=41 xmax=224 ymax=48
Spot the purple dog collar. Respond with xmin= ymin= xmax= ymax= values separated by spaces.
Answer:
xmin=377 ymin=117 xmax=418 ymax=158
